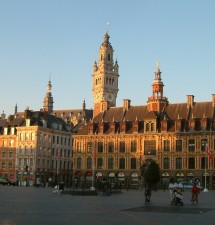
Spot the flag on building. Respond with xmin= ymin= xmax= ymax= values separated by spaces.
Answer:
xmin=57 ymin=149 xmax=60 ymax=161
xmin=206 ymin=144 xmax=213 ymax=160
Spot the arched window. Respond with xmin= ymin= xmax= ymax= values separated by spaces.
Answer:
xmin=108 ymin=53 xmax=110 ymax=61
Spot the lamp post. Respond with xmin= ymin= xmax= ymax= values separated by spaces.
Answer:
xmin=203 ymin=143 xmax=208 ymax=192
xmin=90 ymin=141 xmax=96 ymax=191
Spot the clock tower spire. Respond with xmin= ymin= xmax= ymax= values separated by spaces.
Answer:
xmin=92 ymin=32 xmax=119 ymax=117
xmin=147 ymin=62 xmax=168 ymax=112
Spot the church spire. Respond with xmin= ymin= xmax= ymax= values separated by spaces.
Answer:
xmin=43 ymin=78 xmax=54 ymax=114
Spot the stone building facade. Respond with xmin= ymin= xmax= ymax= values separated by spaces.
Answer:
xmin=1 ymin=31 xmax=215 ymax=189
xmin=0 ymin=108 xmax=73 ymax=186
xmin=72 ymin=32 xmax=215 ymax=189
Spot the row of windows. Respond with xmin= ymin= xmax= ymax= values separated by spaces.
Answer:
xmin=163 ymin=157 xmax=213 ymax=170
xmin=76 ymin=139 xmax=215 ymax=153
xmin=1 ymin=162 xmax=13 ymax=169
xmin=18 ymin=146 xmax=34 ymax=155
xmin=77 ymin=141 xmax=137 ymax=153
xmin=17 ymin=158 xmax=71 ymax=170
xmin=16 ymin=146 xmax=71 ymax=158
xmin=51 ymin=148 xmax=71 ymax=158
xmin=76 ymin=157 xmax=137 ymax=170
xmin=52 ymin=135 xmax=71 ymax=146
xmin=1 ymin=152 xmax=14 ymax=158
xmin=1 ymin=140 xmax=15 ymax=147
xmin=19 ymin=133 xmax=35 ymax=141
xmin=100 ymin=53 xmax=111 ymax=62
xmin=18 ymin=132 xmax=71 ymax=147
xmin=95 ymin=77 xmax=115 ymax=86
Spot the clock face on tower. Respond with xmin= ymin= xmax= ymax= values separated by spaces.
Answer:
xmin=105 ymin=92 xmax=114 ymax=102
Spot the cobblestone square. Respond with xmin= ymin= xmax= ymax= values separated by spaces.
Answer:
xmin=0 ymin=186 xmax=214 ymax=225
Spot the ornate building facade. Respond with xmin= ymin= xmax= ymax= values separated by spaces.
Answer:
xmin=72 ymin=32 xmax=215 ymax=189
xmin=1 ymin=31 xmax=215 ymax=189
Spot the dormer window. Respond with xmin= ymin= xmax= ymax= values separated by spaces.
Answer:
xmin=146 ymin=123 xmax=149 ymax=132
xmin=120 ymin=123 xmax=126 ymax=133
xmin=175 ymin=120 xmax=181 ymax=132
xmin=201 ymin=118 xmax=207 ymax=130
xmin=11 ymin=127 xmax=15 ymax=135
xmin=189 ymin=119 xmax=195 ymax=131
xmin=99 ymin=124 xmax=104 ymax=134
xmin=4 ymin=127 xmax=8 ymax=135
xmin=110 ymin=122 xmax=115 ymax=134
xmin=145 ymin=121 xmax=155 ymax=132
xmin=161 ymin=120 xmax=167 ymax=132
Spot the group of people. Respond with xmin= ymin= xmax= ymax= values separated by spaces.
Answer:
xmin=168 ymin=178 xmax=200 ymax=205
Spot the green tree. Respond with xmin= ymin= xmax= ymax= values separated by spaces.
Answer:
xmin=144 ymin=160 xmax=160 ymax=187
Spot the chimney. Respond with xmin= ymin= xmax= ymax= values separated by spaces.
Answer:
xmin=187 ymin=95 xmax=194 ymax=108
xmin=123 ymin=99 xmax=131 ymax=111
xmin=212 ymin=94 xmax=215 ymax=107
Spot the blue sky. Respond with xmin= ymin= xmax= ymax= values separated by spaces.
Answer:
xmin=1 ymin=0 xmax=215 ymax=116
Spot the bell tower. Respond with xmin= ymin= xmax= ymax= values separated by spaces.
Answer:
xmin=92 ymin=32 xmax=119 ymax=117
xmin=147 ymin=62 xmax=168 ymax=112
xmin=43 ymin=79 xmax=54 ymax=114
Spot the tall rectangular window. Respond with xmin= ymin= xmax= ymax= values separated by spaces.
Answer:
xmin=176 ymin=140 xmax=182 ymax=152
xmin=52 ymin=136 xmax=55 ymax=144
xmin=119 ymin=158 xmax=125 ymax=169
xmin=108 ymin=142 xmax=114 ymax=153
xmin=144 ymin=140 xmax=156 ymax=155
xmin=176 ymin=158 xmax=182 ymax=169
xmin=97 ymin=158 xmax=103 ymax=169
xmin=188 ymin=157 xmax=195 ymax=169
xmin=77 ymin=142 xmax=82 ymax=153
xmin=163 ymin=140 xmax=170 ymax=151
xmin=77 ymin=158 xmax=81 ymax=169
xmin=18 ymin=158 xmax=22 ymax=166
xmin=163 ymin=158 xmax=170 ymax=169
xmin=131 ymin=140 xmax=137 ymax=152
xmin=87 ymin=142 xmax=93 ymax=153
xmin=108 ymin=158 xmax=114 ymax=169
xmin=201 ymin=139 xmax=208 ymax=151
xmin=131 ymin=158 xmax=136 ymax=169
xmin=188 ymin=139 xmax=195 ymax=152
xmin=87 ymin=158 xmax=92 ymax=169
xmin=98 ymin=142 xmax=103 ymax=153
xmin=119 ymin=141 xmax=125 ymax=152
xmin=201 ymin=157 xmax=208 ymax=169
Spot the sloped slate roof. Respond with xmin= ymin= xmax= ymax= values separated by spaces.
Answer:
xmin=0 ymin=111 xmax=71 ymax=133
xmin=53 ymin=109 xmax=93 ymax=122
xmin=74 ymin=101 xmax=215 ymax=135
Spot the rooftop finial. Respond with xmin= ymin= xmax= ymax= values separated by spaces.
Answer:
xmin=156 ymin=61 xmax=160 ymax=69
xmin=106 ymin=22 xmax=109 ymax=33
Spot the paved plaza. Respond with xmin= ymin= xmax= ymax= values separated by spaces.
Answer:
xmin=0 ymin=186 xmax=214 ymax=225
